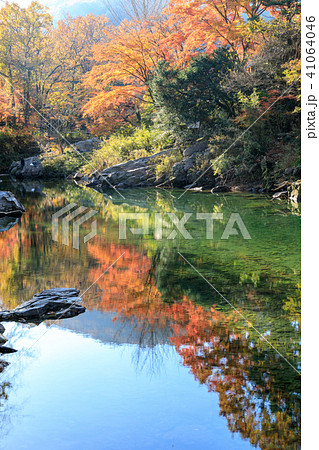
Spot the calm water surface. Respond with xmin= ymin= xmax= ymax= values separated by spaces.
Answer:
xmin=0 ymin=181 xmax=301 ymax=449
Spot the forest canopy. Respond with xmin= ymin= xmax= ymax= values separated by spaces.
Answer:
xmin=0 ymin=0 xmax=301 ymax=178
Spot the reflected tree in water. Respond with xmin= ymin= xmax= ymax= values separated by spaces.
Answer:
xmin=0 ymin=184 xmax=301 ymax=447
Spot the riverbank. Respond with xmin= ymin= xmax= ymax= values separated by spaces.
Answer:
xmin=4 ymin=132 xmax=301 ymax=203
xmin=80 ymin=137 xmax=301 ymax=196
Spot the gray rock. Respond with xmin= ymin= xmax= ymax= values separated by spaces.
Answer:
xmin=94 ymin=148 xmax=174 ymax=189
xmin=183 ymin=156 xmax=197 ymax=172
xmin=172 ymin=162 xmax=187 ymax=187
xmin=0 ymin=324 xmax=5 ymax=333
xmin=73 ymin=138 xmax=102 ymax=153
xmin=183 ymin=139 xmax=208 ymax=157
xmin=186 ymin=170 xmax=199 ymax=184
xmin=0 ymin=288 xmax=86 ymax=324
xmin=9 ymin=156 xmax=43 ymax=179
xmin=85 ymin=142 xmax=214 ymax=190
xmin=116 ymin=182 xmax=129 ymax=189
xmin=0 ymin=191 xmax=25 ymax=216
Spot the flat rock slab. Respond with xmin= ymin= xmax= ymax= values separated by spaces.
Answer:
xmin=0 ymin=288 xmax=86 ymax=324
xmin=89 ymin=148 xmax=175 ymax=189
xmin=0 ymin=191 xmax=25 ymax=216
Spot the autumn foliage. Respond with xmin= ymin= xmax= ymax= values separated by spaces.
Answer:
xmin=0 ymin=0 xmax=300 ymax=145
xmin=82 ymin=18 xmax=173 ymax=131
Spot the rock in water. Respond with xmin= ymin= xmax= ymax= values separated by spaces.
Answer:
xmin=0 ymin=191 xmax=25 ymax=216
xmin=0 ymin=324 xmax=5 ymax=333
xmin=0 ymin=288 xmax=86 ymax=324
xmin=9 ymin=156 xmax=43 ymax=179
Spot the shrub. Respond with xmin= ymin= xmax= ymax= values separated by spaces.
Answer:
xmin=0 ymin=128 xmax=39 ymax=171
xmin=42 ymin=151 xmax=85 ymax=178
xmin=84 ymin=127 xmax=172 ymax=173
xmin=155 ymin=151 xmax=183 ymax=180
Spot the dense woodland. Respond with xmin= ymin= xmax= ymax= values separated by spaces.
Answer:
xmin=0 ymin=0 xmax=301 ymax=183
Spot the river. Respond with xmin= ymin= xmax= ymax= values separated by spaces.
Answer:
xmin=0 ymin=180 xmax=301 ymax=449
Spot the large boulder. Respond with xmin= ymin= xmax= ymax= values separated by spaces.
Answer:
xmin=0 ymin=191 xmax=25 ymax=216
xmin=172 ymin=154 xmax=215 ymax=189
xmin=73 ymin=138 xmax=102 ymax=153
xmin=171 ymin=139 xmax=213 ymax=189
xmin=9 ymin=156 xmax=43 ymax=179
xmin=86 ymin=138 xmax=214 ymax=190
xmin=90 ymin=148 xmax=174 ymax=189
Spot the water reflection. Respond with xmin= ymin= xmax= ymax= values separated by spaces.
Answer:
xmin=0 ymin=181 xmax=301 ymax=448
xmin=0 ymin=216 xmax=19 ymax=233
xmin=1 ymin=323 xmax=254 ymax=450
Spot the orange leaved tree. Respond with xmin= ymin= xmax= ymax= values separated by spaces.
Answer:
xmin=46 ymin=13 xmax=110 ymax=140
xmin=164 ymin=0 xmax=275 ymax=60
xmin=82 ymin=17 xmax=175 ymax=132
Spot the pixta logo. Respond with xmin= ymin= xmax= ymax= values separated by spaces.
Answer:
xmin=52 ymin=203 xmax=97 ymax=250
xmin=119 ymin=213 xmax=251 ymax=240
